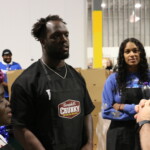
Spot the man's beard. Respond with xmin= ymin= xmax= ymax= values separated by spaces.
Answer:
xmin=47 ymin=48 xmax=69 ymax=60
xmin=4 ymin=59 xmax=11 ymax=64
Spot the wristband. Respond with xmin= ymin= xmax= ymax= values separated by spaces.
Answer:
xmin=138 ymin=120 xmax=150 ymax=128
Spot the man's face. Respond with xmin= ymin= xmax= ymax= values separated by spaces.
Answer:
xmin=43 ymin=21 xmax=69 ymax=60
xmin=0 ymin=85 xmax=11 ymax=126
xmin=2 ymin=54 xmax=12 ymax=63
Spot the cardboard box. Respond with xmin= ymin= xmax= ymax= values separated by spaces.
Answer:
xmin=92 ymin=101 xmax=101 ymax=116
xmin=80 ymin=68 xmax=107 ymax=87
xmin=87 ymin=86 xmax=102 ymax=102
xmin=75 ymin=67 xmax=82 ymax=74
xmin=80 ymin=69 xmax=107 ymax=150
xmin=7 ymin=69 xmax=24 ymax=99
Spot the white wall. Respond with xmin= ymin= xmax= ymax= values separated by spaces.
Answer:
xmin=0 ymin=0 xmax=87 ymax=69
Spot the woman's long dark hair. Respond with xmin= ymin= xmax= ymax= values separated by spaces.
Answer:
xmin=116 ymin=38 xmax=149 ymax=92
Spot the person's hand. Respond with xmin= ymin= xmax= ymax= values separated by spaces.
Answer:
xmin=138 ymin=99 xmax=148 ymax=110
xmin=134 ymin=99 xmax=147 ymax=119
xmin=81 ymin=142 xmax=93 ymax=150
xmin=113 ymin=103 xmax=124 ymax=111
xmin=134 ymin=105 xmax=139 ymax=113
xmin=135 ymin=100 xmax=150 ymax=122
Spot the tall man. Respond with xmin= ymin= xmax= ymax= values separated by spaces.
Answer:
xmin=0 ymin=49 xmax=22 ymax=99
xmin=11 ymin=15 xmax=95 ymax=150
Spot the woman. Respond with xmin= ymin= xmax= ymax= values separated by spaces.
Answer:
xmin=102 ymin=38 xmax=149 ymax=150
xmin=0 ymin=70 xmax=13 ymax=150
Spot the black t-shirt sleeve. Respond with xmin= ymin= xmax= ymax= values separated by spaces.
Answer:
xmin=10 ymin=82 xmax=35 ymax=128
xmin=83 ymin=86 xmax=95 ymax=115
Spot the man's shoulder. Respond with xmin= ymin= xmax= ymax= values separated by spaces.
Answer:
xmin=0 ymin=62 xmax=5 ymax=66
xmin=0 ymin=62 xmax=7 ymax=70
xmin=11 ymin=62 xmax=21 ymax=68
xmin=22 ymin=61 xmax=40 ymax=73
xmin=67 ymin=64 xmax=85 ymax=83
xmin=67 ymin=64 xmax=77 ymax=72
xmin=14 ymin=61 xmax=41 ymax=83
xmin=12 ymin=61 xmax=20 ymax=65
xmin=67 ymin=65 xmax=82 ymax=77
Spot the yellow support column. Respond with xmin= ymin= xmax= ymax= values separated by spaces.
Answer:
xmin=92 ymin=4 xmax=103 ymax=68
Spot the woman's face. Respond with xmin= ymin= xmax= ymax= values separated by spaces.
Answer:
xmin=124 ymin=42 xmax=140 ymax=68
xmin=0 ymin=85 xmax=11 ymax=126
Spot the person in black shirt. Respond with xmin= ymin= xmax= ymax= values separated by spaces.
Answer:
xmin=11 ymin=14 xmax=95 ymax=150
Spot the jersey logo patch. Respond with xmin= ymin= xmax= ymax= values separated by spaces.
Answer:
xmin=58 ymin=100 xmax=81 ymax=119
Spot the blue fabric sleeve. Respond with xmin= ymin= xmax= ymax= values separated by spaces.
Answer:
xmin=102 ymin=73 xmax=136 ymax=121
xmin=17 ymin=64 xmax=22 ymax=69
xmin=14 ymin=62 xmax=22 ymax=69
xmin=123 ymin=104 xmax=136 ymax=114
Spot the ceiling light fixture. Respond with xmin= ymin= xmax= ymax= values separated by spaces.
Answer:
xmin=135 ymin=3 xmax=141 ymax=8
xmin=101 ymin=3 xmax=106 ymax=8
